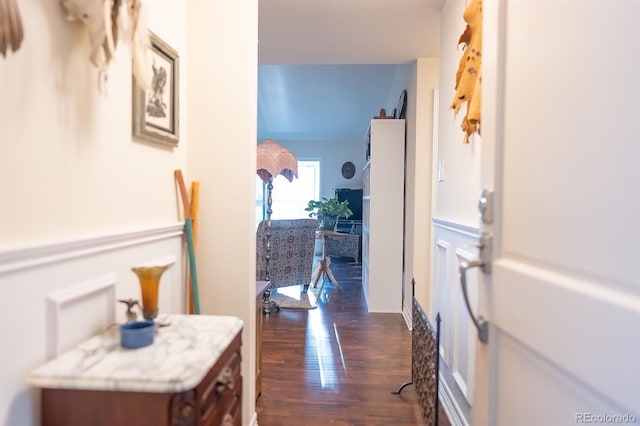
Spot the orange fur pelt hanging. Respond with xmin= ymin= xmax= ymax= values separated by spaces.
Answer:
xmin=450 ymin=0 xmax=483 ymax=143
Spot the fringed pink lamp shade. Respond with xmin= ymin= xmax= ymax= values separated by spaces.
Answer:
xmin=256 ymin=139 xmax=298 ymax=183
xmin=256 ymin=139 xmax=298 ymax=314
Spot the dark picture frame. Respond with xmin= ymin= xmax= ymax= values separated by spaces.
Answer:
xmin=341 ymin=161 xmax=356 ymax=179
xmin=394 ymin=89 xmax=407 ymax=120
xmin=132 ymin=31 xmax=179 ymax=147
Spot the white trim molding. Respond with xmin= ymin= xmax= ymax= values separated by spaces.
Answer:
xmin=439 ymin=374 xmax=470 ymax=426
xmin=432 ymin=218 xmax=481 ymax=239
xmin=46 ymin=274 xmax=117 ymax=358
xmin=402 ymin=302 xmax=412 ymax=330
xmin=434 ymin=239 xmax=451 ymax=362
xmin=0 ymin=223 xmax=184 ymax=274
xmin=454 ymin=247 xmax=477 ymax=405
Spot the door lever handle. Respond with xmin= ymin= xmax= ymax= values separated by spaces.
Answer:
xmin=459 ymin=260 xmax=489 ymax=344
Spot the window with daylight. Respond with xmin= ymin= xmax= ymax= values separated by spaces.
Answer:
xmin=255 ymin=160 xmax=320 ymax=227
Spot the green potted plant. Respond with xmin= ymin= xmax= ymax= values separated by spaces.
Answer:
xmin=305 ymin=195 xmax=353 ymax=230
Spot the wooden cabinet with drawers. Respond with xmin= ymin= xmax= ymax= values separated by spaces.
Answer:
xmin=28 ymin=315 xmax=243 ymax=426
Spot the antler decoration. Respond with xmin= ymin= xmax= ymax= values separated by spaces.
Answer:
xmin=0 ymin=0 xmax=24 ymax=57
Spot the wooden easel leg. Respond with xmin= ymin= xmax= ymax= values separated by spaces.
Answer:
xmin=311 ymin=259 xmax=324 ymax=288
xmin=324 ymin=258 xmax=340 ymax=289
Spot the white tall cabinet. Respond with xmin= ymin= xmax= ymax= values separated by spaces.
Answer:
xmin=362 ymin=119 xmax=405 ymax=313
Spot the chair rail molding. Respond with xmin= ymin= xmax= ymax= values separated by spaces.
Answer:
xmin=0 ymin=223 xmax=184 ymax=275
xmin=432 ymin=217 xmax=481 ymax=239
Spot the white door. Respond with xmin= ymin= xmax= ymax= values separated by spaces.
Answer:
xmin=472 ymin=1 xmax=640 ymax=425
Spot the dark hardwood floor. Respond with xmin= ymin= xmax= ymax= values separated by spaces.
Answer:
xmin=256 ymin=256 xmax=451 ymax=426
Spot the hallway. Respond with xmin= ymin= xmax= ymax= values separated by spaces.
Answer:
xmin=256 ymin=256 xmax=450 ymax=425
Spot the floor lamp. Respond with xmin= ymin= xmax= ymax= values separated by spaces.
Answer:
xmin=256 ymin=139 xmax=298 ymax=314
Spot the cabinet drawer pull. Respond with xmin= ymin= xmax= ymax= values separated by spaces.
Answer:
xmin=222 ymin=413 xmax=234 ymax=426
xmin=215 ymin=366 xmax=235 ymax=393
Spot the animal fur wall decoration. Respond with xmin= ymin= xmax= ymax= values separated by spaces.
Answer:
xmin=0 ymin=0 xmax=24 ymax=56
xmin=60 ymin=0 xmax=151 ymax=94
xmin=451 ymin=0 xmax=483 ymax=143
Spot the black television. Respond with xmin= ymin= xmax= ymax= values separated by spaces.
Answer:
xmin=335 ymin=188 xmax=363 ymax=221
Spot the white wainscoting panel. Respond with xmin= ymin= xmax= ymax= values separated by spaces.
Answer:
xmin=402 ymin=300 xmax=412 ymax=330
xmin=432 ymin=218 xmax=481 ymax=426
xmin=439 ymin=375 xmax=470 ymax=426
xmin=0 ymin=224 xmax=185 ymax=426
xmin=46 ymin=274 xmax=117 ymax=358
xmin=453 ymin=247 xmax=477 ymax=405
xmin=434 ymin=239 xmax=451 ymax=364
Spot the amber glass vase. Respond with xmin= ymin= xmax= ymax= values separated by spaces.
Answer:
xmin=132 ymin=265 xmax=170 ymax=321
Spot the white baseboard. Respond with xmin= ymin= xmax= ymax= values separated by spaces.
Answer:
xmin=402 ymin=301 xmax=412 ymax=330
xmin=439 ymin=372 xmax=470 ymax=426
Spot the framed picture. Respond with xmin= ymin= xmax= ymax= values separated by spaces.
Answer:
xmin=394 ymin=89 xmax=407 ymax=119
xmin=132 ymin=31 xmax=179 ymax=147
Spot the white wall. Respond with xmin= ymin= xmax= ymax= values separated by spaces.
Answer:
xmin=0 ymin=2 xmax=191 ymax=424
xmin=404 ymin=58 xmax=439 ymax=322
xmin=1 ymin=1 xmax=260 ymax=424
xmin=374 ymin=60 xmax=439 ymax=326
xmin=435 ymin=0 xmax=482 ymax=227
xmin=186 ymin=2 xmax=259 ymax=424
xmin=0 ymin=227 xmax=184 ymax=425
xmin=0 ymin=1 xmax=189 ymax=248
xmin=431 ymin=1 xmax=484 ymax=424
xmin=278 ymin=138 xmax=365 ymax=199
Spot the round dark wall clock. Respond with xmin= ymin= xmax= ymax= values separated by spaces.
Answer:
xmin=395 ymin=89 xmax=407 ymax=119
xmin=341 ymin=161 xmax=356 ymax=179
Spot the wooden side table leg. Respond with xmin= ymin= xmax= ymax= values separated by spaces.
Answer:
xmin=311 ymin=259 xmax=323 ymax=288
xmin=324 ymin=258 xmax=340 ymax=289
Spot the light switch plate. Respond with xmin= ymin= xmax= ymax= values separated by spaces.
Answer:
xmin=437 ymin=160 xmax=445 ymax=182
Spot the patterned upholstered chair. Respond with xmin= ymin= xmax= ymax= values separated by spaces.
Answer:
xmin=325 ymin=232 xmax=361 ymax=263
xmin=256 ymin=218 xmax=318 ymax=313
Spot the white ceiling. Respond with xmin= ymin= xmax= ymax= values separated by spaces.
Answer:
xmin=257 ymin=0 xmax=445 ymax=143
